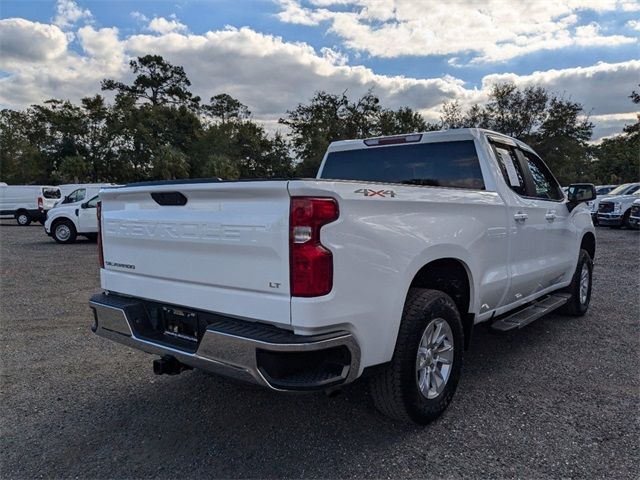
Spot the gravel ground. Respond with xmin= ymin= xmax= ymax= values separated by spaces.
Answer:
xmin=1 ymin=220 xmax=638 ymax=479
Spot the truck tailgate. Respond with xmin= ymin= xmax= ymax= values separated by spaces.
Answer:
xmin=99 ymin=181 xmax=291 ymax=326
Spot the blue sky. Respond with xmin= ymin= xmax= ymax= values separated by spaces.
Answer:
xmin=1 ymin=0 xmax=639 ymax=139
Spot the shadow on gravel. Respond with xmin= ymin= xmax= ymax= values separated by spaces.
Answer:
xmin=33 ymin=316 xmax=578 ymax=478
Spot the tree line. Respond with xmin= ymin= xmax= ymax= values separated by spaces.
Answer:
xmin=1 ymin=55 xmax=638 ymax=186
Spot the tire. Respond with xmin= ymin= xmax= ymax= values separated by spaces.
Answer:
xmin=369 ymin=288 xmax=464 ymax=424
xmin=560 ymin=249 xmax=593 ymax=316
xmin=52 ymin=219 xmax=77 ymax=244
xmin=15 ymin=211 xmax=31 ymax=226
xmin=622 ymin=210 xmax=632 ymax=229
xmin=84 ymin=233 xmax=98 ymax=242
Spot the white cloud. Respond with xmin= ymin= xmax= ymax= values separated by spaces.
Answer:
xmin=0 ymin=18 xmax=68 ymax=65
xmin=320 ymin=47 xmax=349 ymax=66
xmin=0 ymin=19 xmax=636 ymax=140
xmin=77 ymin=26 xmax=125 ymax=64
xmin=481 ymin=61 xmax=640 ymax=117
xmin=147 ymin=16 xmax=188 ymax=34
xmin=627 ymin=19 xmax=640 ymax=31
xmin=276 ymin=0 xmax=638 ymax=63
xmin=53 ymin=0 xmax=92 ymax=29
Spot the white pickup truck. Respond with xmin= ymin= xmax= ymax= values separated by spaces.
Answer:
xmin=90 ymin=128 xmax=597 ymax=424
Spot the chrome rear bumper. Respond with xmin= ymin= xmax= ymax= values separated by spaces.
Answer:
xmin=90 ymin=293 xmax=360 ymax=391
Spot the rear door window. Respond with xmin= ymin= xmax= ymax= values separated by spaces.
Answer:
xmin=320 ymin=140 xmax=485 ymax=190
xmin=492 ymin=145 xmax=527 ymax=196
xmin=42 ymin=188 xmax=61 ymax=199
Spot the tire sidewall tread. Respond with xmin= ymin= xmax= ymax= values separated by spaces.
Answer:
xmin=52 ymin=219 xmax=77 ymax=244
xmin=560 ymin=249 xmax=593 ymax=316
xmin=370 ymin=288 xmax=464 ymax=424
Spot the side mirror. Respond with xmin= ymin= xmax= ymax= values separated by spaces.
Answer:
xmin=567 ymin=183 xmax=596 ymax=211
xmin=80 ymin=202 xmax=88 ymax=209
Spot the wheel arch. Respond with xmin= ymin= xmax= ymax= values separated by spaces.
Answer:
xmin=403 ymin=254 xmax=475 ymax=350
xmin=581 ymin=231 xmax=596 ymax=260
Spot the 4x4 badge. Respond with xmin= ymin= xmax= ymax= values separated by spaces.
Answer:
xmin=354 ymin=188 xmax=396 ymax=198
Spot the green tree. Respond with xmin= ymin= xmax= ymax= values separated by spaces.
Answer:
xmin=0 ymin=109 xmax=47 ymax=183
xmin=439 ymin=83 xmax=593 ymax=184
xmin=590 ymin=86 xmax=639 ymax=184
xmin=281 ymin=90 xmax=428 ymax=176
xmin=102 ymin=55 xmax=200 ymax=109
xmin=203 ymin=94 xmax=251 ymax=123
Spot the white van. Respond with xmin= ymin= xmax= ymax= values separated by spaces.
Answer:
xmin=54 ymin=184 xmax=115 ymax=207
xmin=0 ymin=185 xmax=62 ymax=225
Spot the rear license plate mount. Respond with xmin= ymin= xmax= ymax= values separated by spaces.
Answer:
xmin=161 ymin=307 xmax=199 ymax=343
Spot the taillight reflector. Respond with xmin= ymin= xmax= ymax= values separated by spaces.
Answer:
xmin=37 ymin=197 xmax=43 ymax=211
xmin=290 ymin=197 xmax=339 ymax=297
xmin=96 ymin=201 xmax=104 ymax=268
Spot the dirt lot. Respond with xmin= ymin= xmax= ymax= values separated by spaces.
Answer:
xmin=1 ymin=221 xmax=638 ymax=479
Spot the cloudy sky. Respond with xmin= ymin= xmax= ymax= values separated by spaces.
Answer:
xmin=1 ymin=0 xmax=639 ymax=139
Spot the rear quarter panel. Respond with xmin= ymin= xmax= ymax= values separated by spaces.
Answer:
xmin=288 ymin=180 xmax=509 ymax=370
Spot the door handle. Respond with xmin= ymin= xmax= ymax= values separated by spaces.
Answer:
xmin=514 ymin=212 xmax=528 ymax=222
xmin=545 ymin=211 xmax=557 ymax=222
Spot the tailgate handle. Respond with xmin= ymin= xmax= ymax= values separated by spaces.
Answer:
xmin=151 ymin=191 xmax=188 ymax=206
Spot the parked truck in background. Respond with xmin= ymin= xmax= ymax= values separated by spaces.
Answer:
xmin=629 ymin=199 xmax=640 ymax=228
xmin=597 ymin=188 xmax=640 ymax=229
xmin=590 ymin=182 xmax=640 ymax=225
xmin=90 ymin=128 xmax=596 ymax=424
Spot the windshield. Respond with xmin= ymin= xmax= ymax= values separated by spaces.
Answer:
xmin=320 ymin=140 xmax=485 ymax=190
xmin=42 ymin=187 xmax=61 ymax=199
xmin=607 ymin=183 xmax=637 ymax=195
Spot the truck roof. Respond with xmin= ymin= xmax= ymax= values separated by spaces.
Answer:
xmin=327 ymin=128 xmax=534 ymax=154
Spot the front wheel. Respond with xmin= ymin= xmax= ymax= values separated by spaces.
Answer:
xmin=560 ymin=249 xmax=593 ymax=316
xmin=369 ymin=288 xmax=463 ymax=424
xmin=52 ymin=219 xmax=77 ymax=244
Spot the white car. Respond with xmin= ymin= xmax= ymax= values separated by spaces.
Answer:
xmin=0 ymin=184 xmax=61 ymax=225
xmin=90 ymin=128 xmax=596 ymax=424
xmin=45 ymin=194 xmax=100 ymax=243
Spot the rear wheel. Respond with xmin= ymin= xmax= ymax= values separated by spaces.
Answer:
xmin=16 ymin=211 xmax=31 ymax=226
xmin=369 ymin=288 xmax=463 ymax=424
xmin=560 ymin=249 xmax=592 ymax=316
xmin=52 ymin=219 xmax=77 ymax=244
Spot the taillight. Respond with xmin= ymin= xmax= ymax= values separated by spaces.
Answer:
xmin=37 ymin=197 xmax=43 ymax=211
xmin=96 ymin=201 xmax=104 ymax=268
xmin=290 ymin=197 xmax=339 ymax=297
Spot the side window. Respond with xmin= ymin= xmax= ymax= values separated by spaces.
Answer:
xmin=520 ymin=151 xmax=563 ymax=201
xmin=86 ymin=196 xmax=99 ymax=208
xmin=66 ymin=189 xmax=86 ymax=203
xmin=493 ymin=145 xmax=527 ymax=196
